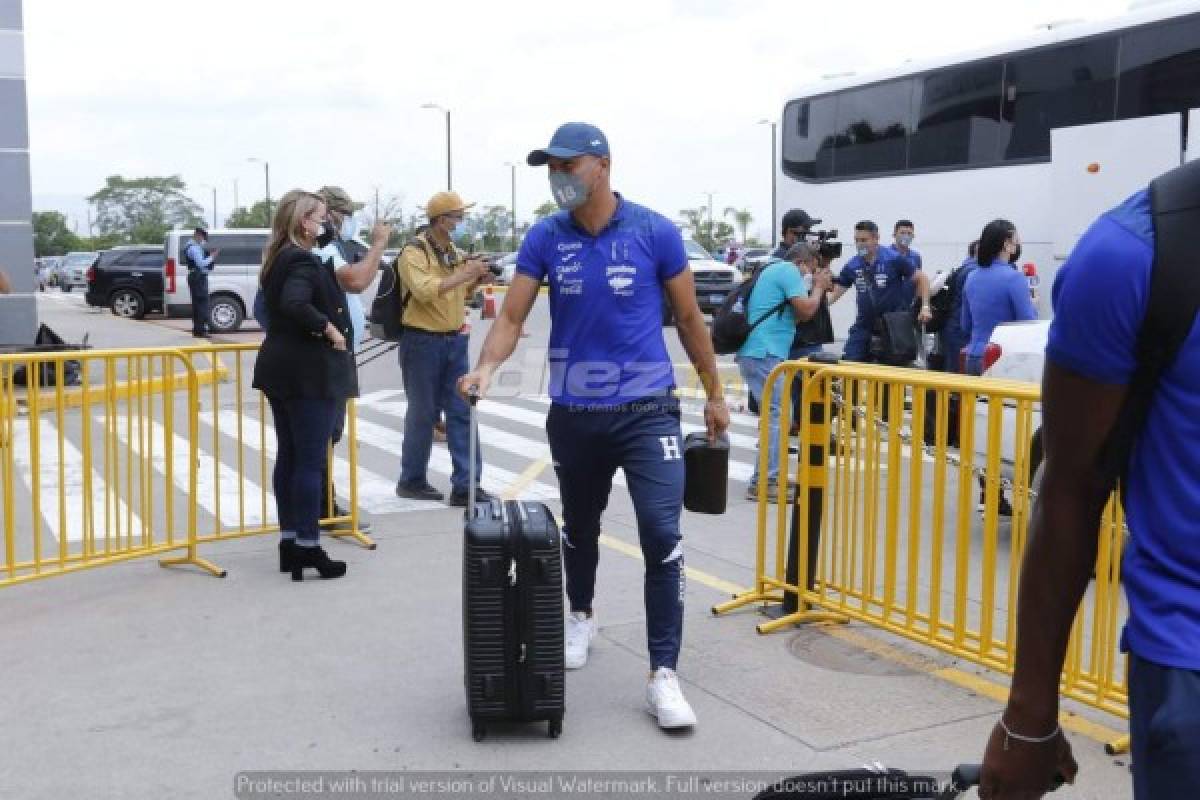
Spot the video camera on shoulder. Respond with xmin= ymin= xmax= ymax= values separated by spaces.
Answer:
xmin=804 ymin=229 xmax=843 ymax=261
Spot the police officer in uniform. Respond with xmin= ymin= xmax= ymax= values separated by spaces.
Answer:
xmin=185 ymin=228 xmax=219 ymax=337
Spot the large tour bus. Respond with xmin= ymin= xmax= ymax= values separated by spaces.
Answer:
xmin=775 ymin=0 xmax=1200 ymax=315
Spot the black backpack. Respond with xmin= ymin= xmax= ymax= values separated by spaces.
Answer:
xmin=1098 ymin=158 xmax=1200 ymax=495
xmin=871 ymin=310 xmax=919 ymax=366
xmin=710 ymin=266 xmax=789 ymax=355
xmin=369 ymin=239 xmax=435 ymax=342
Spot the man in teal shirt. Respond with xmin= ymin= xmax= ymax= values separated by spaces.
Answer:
xmin=737 ymin=242 xmax=831 ymax=500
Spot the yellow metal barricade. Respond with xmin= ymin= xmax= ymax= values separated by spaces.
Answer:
xmin=174 ymin=343 xmax=372 ymax=554
xmin=1 ymin=343 xmax=370 ymax=588
xmin=0 ymin=347 xmax=222 ymax=585
xmin=714 ymin=361 xmax=1129 ymax=749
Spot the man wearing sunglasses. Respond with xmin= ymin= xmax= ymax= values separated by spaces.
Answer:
xmin=394 ymin=191 xmax=494 ymax=506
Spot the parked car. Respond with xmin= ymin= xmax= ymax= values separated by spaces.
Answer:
xmin=492 ymin=253 xmax=518 ymax=285
xmin=163 ymin=229 xmax=270 ymax=333
xmin=59 ymin=251 xmax=99 ymax=292
xmin=662 ymin=239 xmax=743 ymax=326
xmin=85 ymin=245 xmax=165 ymax=319
xmin=735 ymin=247 xmax=771 ymax=274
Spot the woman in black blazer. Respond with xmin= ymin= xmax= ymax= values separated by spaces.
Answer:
xmin=252 ymin=190 xmax=358 ymax=581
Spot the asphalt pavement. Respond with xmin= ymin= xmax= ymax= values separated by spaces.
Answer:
xmin=0 ymin=288 xmax=1134 ymax=799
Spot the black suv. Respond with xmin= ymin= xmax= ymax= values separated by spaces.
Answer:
xmin=85 ymin=246 xmax=165 ymax=319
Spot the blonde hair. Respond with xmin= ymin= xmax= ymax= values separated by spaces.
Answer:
xmin=260 ymin=190 xmax=325 ymax=285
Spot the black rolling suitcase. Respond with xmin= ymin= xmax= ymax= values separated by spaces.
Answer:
xmin=462 ymin=394 xmax=565 ymax=742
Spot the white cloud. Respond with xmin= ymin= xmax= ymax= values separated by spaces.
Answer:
xmin=25 ymin=0 xmax=1131 ymax=241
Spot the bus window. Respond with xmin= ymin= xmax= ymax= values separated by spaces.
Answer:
xmin=832 ymin=79 xmax=914 ymax=177
xmin=782 ymin=95 xmax=837 ymax=180
xmin=1001 ymin=37 xmax=1118 ymax=160
xmin=909 ymin=61 xmax=1004 ymax=170
xmin=1117 ymin=15 xmax=1200 ymax=120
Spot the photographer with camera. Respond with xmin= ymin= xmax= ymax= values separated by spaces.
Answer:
xmin=394 ymin=191 xmax=494 ymax=507
xmin=737 ymin=242 xmax=833 ymax=501
xmin=770 ymin=208 xmax=817 ymax=261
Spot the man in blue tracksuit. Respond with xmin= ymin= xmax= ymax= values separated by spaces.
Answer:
xmin=460 ymin=122 xmax=730 ymax=731
xmin=979 ymin=174 xmax=1200 ymax=799
xmin=184 ymin=228 xmax=218 ymax=337
xmin=828 ymin=219 xmax=932 ymax=360
xmin=883 ymin=219 xmax=923 ymax=308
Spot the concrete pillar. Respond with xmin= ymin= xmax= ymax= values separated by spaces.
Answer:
xmin=0 ymin=0 xmax=36 ymax=344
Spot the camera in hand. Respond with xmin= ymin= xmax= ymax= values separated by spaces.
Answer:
xmin=805 ymin=229 xmax=843 ymax=261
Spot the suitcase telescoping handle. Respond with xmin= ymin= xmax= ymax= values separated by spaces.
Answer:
xmin=466 ymin=387 xmax=480 ymax=514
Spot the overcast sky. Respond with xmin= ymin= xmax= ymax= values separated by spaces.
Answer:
xmin=25 ymin=0 xmax=1134 ymax=242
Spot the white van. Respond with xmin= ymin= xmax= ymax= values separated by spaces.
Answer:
xmin=163 ymin=229 xmax=270 ymax=332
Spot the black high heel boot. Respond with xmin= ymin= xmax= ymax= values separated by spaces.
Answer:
xmin=290 ymin=545 xmax=347 ymax=581
xmin=278 ymin=539 xmax=296 ymax=573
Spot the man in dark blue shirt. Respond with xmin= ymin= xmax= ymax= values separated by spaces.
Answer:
xmin=459 ymin=122 xmax=729 ymax=732
xmin=979 ymin=184 xmax=1200 ymax=799
xmin=884 ymin=219 xmax=922 ymax=307
xmin=828 ymin=220 xmax=931 ymax=361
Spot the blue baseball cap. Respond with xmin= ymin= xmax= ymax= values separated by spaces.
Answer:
xmin=526 ymin=122 xmax=610 ymax=166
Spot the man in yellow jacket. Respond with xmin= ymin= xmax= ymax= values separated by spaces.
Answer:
xmin=394 ymin=191 xmax=493 ymax=506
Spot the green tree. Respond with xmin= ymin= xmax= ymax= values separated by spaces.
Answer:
xmin=81 ymin=233 xmax=126 ymax=251
xmin=473 ymin=205 xmax=514 ymax=252
xmin=87 ymin=175 xmax=205 ymax=244
xmin=724 ymin=207 xmax=754 ymax=245
xmin=32 ymin=211 xmax=83 ymax=256
xmin=678 ymin=207 xmax=733 ymax=253
xmin=533 ymin=201 xmax=558 ymax=220
xmin=227 ymin=200 xmax=272 ymax=229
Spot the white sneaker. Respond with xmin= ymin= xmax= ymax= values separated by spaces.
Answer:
xmin=646 ymin=667 xmax=697 ymax=729
xmin=564 ymin=611 xmax=596 ymax=670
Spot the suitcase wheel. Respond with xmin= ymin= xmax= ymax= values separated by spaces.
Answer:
xmin=547 ymin=718 xmax=562 ymax=739
xmin=472 ymin=720 xmax=487 ymax=743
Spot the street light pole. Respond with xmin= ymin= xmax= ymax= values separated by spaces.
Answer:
xmin=233 ymin=179 xmax=239 ymax=214
xmin=199 ymin=183 xmax=218 ymax=229
xmin=249 ymin=157 xmax=271 ymax=222
xmin=504 ymin=162 xmax=517 ymax=251
xmin=758 ymin=119 xmax=778 ymax=246
xmin=421 ymin=104 xmax=452 ymax=191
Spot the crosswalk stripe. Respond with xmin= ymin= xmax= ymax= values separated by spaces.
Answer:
xmin=349 ymin=411 xmax=562 ymax=503
xmin=9 ymin=417 xmax=143 ymax=545
xmin=358 ymin=397 xmax=758 ymax=485
xmin=108 ymin=414 xmax=273 ymax=530
xmin=205 ymin=410 xmax=442 ymax=515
